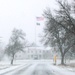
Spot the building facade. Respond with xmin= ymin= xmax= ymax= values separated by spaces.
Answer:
xmin=15 ymin=47 xmax=52 ymax=60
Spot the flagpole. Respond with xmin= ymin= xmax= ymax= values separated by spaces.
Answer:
xmin=35 ymin=16 xmax=44 ymax=47
xmin=35 ymin=23 xmax=36 ymax=46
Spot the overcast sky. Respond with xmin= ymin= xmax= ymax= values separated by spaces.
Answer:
xmin=0 ymin=0 xmax=58 ymax=47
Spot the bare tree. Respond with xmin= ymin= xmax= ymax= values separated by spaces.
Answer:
xmin=42 ymin=0 xmax=75 ymax=65
xmin=55 ymin=0 xmax=75 ymax=35
xmin=5 ymin=28 xmax=26 ymax=65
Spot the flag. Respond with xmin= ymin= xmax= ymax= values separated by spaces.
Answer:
xmin=36 ymin=17 xmax=44 ymax=21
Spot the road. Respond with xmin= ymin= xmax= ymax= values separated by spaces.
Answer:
xmin=1 ymin=61 xmax=75 ymax=75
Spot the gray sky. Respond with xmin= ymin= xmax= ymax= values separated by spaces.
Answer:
xmin=0 ymin=0 xmax=57 ymax=47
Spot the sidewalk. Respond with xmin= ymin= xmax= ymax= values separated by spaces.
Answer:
xmin=0 ymin=63 xmax=27 ymax=75
xmin=58 ymin=63 xmax=75 ymax=72
xmin=48 ymin=63 xmax=75 ymax=75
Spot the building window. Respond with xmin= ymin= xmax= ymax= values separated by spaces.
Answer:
xmin=31 ymin=51 xmax=33 ymax=53
xmin=39 ymin=55 xmax=41 ymax=58
xmin=31 ymin=55 xmax=33 ymax=58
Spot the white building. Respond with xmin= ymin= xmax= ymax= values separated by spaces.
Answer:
xmin=15 ymin=47 xmax=52 ymax=60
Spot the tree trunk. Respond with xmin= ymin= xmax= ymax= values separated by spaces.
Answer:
xmin=11 ymin=58 xmax=14 ymax=65
xmin=61 ymin=54 xmax=65 ymax=65
xmin=11 ymin=54 xmax=14 ymax=65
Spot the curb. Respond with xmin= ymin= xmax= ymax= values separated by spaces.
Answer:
xmin=0 ymin=64 xmax=29 ymax=75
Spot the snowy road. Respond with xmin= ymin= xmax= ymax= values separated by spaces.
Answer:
xmin=0 ymin=61 xmax=75 ymax=75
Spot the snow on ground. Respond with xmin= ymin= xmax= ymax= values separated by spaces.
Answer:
xmin=0 ymin=65 xmax=22 ymax=74
xmin=47 ymin=62 xmax=75 ymax=75
xmin=0 ymin=60 xmax=11 ymax=70
xmin=8 ymin=63 xmax=37 ymax=75
xmin=0 ymin=59 xmax=52 ymax=74
xmin=0 ymin=59 xmax=75 ymax=75
xmin=0 ymin=60 xmax=31 ymax=74
xmin=58 ymin=65 xmax=75 ymax=72
xmin=56 ymin=59 xmax=75 ymax=72
xmin=0 ymin=64 xmax=32 ymax=75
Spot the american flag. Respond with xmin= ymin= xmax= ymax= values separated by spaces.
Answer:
xmin=36 ymin=17 xmax=44 ymax=21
